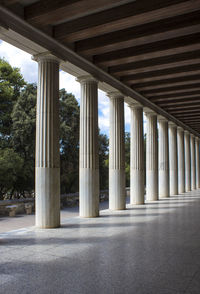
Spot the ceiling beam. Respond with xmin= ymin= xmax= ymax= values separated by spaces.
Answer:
xmin=156 ymin=99 xmax=200 ymax=107
xmin=109 ymin=50 xmax=200 ymax=74
xmin=147 ymin=90 xmax=200 ymax=100
xmin=120 ymin=63 xmax=200 ymax=82
xmin=94 ymin=32 xmax=200 ymax=66
xmin=25 ymin=0 xmax=132 ymax=25
xmin=131 ymin=73 xmax=200 ymax=87
xmin=150 ymin=94 xmax=200 ymax=103
xmin=164 ymin=103 xmax=200 ymax=111
xmin=169 ymin=108 xmax=200 ymax=114
xmin=145 ymin=88 xmax=200 ymax=98
xmin=136 ymin=80 xmax=200 ymax=92
xmin=140 ymin=83 xmax=200 ymax=95
xmin=127 ymin=72 xmax=200 ymax=86
xmin=54 ymin=0 xmax=200 ymax=42
xmin=75 ymin=11 xmax=200 ymax=55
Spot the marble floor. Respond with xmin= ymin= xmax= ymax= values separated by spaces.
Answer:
xmin=1 ymin=190 xmax=200 ymax=294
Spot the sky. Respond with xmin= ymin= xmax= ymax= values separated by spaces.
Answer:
xmin=0 ymin=40 xmax=134 ymax=136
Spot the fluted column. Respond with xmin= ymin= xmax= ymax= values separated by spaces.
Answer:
xmin=145 ymin=111 xmax=158 ymax=201
xmin=158 ymin=117 xmax=169 ymax=198
xmin=108 ymin=92 xmax=125 ymax=210
xmin=34 ymin=54 xmax=60 ymax=228
xmin=177 ymin=127 xmax=185 ymax=193
xmin=169 ymin=123 xmax=178 ymax=196
xmin=191 ymin=134 xmax=196 ymax=190
xmin=77 ymin=75 xmax=99 ymax=217
xmin=195 ymin=137 xmax=200 ymax=189
xmin=185 ymin=131 xmax=191 ymax=192
xmin=130 ymin=103 xmax=144 ymax=204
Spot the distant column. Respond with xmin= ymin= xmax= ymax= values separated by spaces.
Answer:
xmin=158 ymin=117 xmax=169 ymax=198
xmin=177 ymin=127 xmax=185 ymax=193
xmin=130 ymin=103 xmax=144 ymax=204
xmin=34 ymin=54 xmax=60 ymax=228
xmin=169 ymin=123 xmax=178 ymax=196
xmin=191 ymin=134 xmax=196 ymax=190
xmin=145 ymin=110 xmax=158 ymax=201
xmin=195 ymin=137 xmax=200 ymax=189
xmin=77 ymin=75 xmax=99 ymax=217
xmin=185 ymin=131 xmax=191 ymax=192
xmin=108 ymin=92 xmax=126 ymax=210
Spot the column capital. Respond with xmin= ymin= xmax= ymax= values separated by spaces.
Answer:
xmin=190 ymin=133 xmax=195 ymax=138
xmin=107 ymin=91 xmax=124 ymax=99
xmin=144 ymin=107 xmax=157 ymax=117
xmin=157 ymin=115 xmax=168 ymax=123
xmin=32 ymin=52 xmax=61 ymax=64
xmin=129 ymin=101 xmax=143 ymax=110
xmin=184 ymin=130 xmax=190 ymax=135
xmin=177 ymin=126 xmax=184 ymax=132
xmin=195 ymin=136 xmax=200 ymax=142
xmin=168 ymin=121 xmax=177 ymax=128
xmin=76 ymin=74 xmax=98 ymax=84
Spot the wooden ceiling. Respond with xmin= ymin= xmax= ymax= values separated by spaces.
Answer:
xmin=2 ymin=0 xmax=200 ymax=133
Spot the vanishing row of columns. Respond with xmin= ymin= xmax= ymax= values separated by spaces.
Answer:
xmin=34 ymin=55 xmax=200 ymax=228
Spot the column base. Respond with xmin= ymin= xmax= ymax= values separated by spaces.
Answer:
xmin=130 ymin=170 xmax=144 ymax=204
xmin=146 ymin=171 xmax=158 ymax=201
xmin=79 ymin=168 xmax=99 ymax=218
xmin=35 ymin=167 xmax=60 ymax=229
xmin=109 ymin=169 xmax=126 ymax=210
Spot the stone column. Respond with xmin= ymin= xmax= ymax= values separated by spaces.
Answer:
xmin=195 ymin=137 xmax=200 ymax=189
xmin=130 ymin=103 xmax=144 ymax=205
xmin=184 ymin=131 xmax=191 ymax=192
xmin=177 ymin=127 xmax=185 ymax=193
xmin=108 ymin=92 xmax=126 ymax=210
xmin=34 ymin=54 xmax=60 ymax=228
xmin=169 ymin=122 xmax=178 ymax=196
xmin=191 ymin=134 xmax=196 ymax=190
xmin=158 ymin=117 xmax=169 ymax=198
xmin=145 ymin=110 xmax=158 ymax=201
xmin=77 ymin=75 xmax=99 ymax=217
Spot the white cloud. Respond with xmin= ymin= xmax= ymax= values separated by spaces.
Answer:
xmin=59 ymin=70 xmax=80 ymax=102
xmin=0 ymin=40 xmax=38 ymax=83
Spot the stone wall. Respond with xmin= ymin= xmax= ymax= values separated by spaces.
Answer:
xmin=0 ymin=188 xmax=130 ymax=216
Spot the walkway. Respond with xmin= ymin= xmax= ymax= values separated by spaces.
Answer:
xmin=1 ymin=190 xmax=200 ymax=294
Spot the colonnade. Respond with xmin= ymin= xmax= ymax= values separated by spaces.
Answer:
xmin=34 ymin=54 xmax=200 ymax=228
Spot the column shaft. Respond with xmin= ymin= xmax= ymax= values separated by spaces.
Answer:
xmin=169 ymin=124 xmax=178 ymax=195
xmin=158 ymin=119 xmax=169 ymax=198
xmin=35 ymin=55 xmax=60 ymax=228
xmin=185 ymin=131 xmax=191 ymax=192
xmin=177 ymin=127 xmax=185 ymax=193
xmin=130 ymin=105 xmax=144 ymax=204
xmin=195 ymin=137 xmax=200 ymax=189
xmin=79 ymin=76 xmax=99 ymax=217
xmin=109 ymin=93 xmax=125 ymax=210
xmin=146 ymin=113 xmax=158 ymax=201
xmin=191 ymin=135 xmax=196 ymax=190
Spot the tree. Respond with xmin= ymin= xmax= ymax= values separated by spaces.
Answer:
xmin=99 ymin=132 xmax=109 ymax=190
xmin=11 ymin=84 xmax=37 ymax=195
xmin=0 ymin=148 xmax=23 ymax=199
xmin=0 ymin=58 xmax=25 ymax=141
xmin=125 ymin=132 xmax=130 ymax=187
xmin=59 ymin=89 xmax=80 ymax=193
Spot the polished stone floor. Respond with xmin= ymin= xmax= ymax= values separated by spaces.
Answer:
xmin=1 ymin=190 xmax=200 ymax=294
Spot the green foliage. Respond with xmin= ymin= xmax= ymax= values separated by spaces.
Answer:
xmin=59 ymin=89 xmax=80 ymax=193
xmin=125 ymin=132 xmax=130 ymax=187
xmin=11 ymin=84 xmax=37 ymax=194
xmin=0 ymin=148 xmax=24 ymax=199
xmin=99 ymin=132 xmax=109 ymax=190
xmin=0 ymin=58 xmax=25 ymax=139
